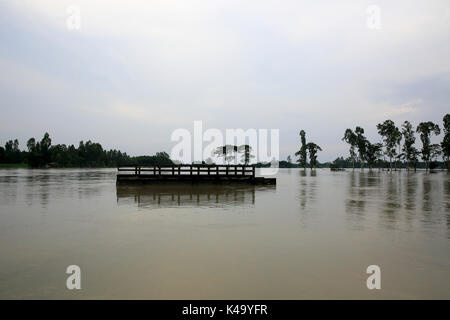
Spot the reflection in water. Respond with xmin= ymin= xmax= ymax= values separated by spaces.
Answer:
xmin=445 ymin=175 xmax=450 ymax=238
xmin=421 ymin=174 xmax=446 ymax=228
xmin=298 ymin=170 xmax=317 ymax=211
xmin=0 ymin=168 xmax=449 ymax=299
xmin=345 ymin=171 xmax=382 ymax=230
xmin=404 ymin=173 xmax=418 ymax=212
xmin=298 ymin=170 xmax=318 ymax=229
xmin=0 ymin=169 xmax=115 ymax=208
xmin=423 ymin=175 xmax=432 ymax=213
xmin=346 ymin=172 xmax=368 ymax=229
xmin=0 ymin=173 xmax=18 ymax=206
xmin=340 ymin=170 xmax=449 ymax=234
xmin=116 ymin=184 xmax=275 ymax=209
xmin=381 ymin=173 xmax=402 ymax=229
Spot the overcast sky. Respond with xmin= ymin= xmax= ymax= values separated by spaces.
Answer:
xmin=1 ymin=0 xmax=449 ymax=162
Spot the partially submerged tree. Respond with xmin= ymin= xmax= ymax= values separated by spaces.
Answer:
xmin=365 ymin=141 xmax=383 ymax=170
xmin=342 ymin=128 xmax=357 ymax=170
xmin=441 ymin=114 xmax=450 ymax=171
xmin=306 ymin=142 xmax=322 ymax=169
xmin=355 ymin=126 xmax=367 ymax=170
xmin=295 ymin=130 xmax=308 ymax=169
xmin=401 ymin=121 xmax=418 ymax=171
xmin=416 ymin=121 xmax=441 ymax=171
xmin=376 ymin=120 xmax=401 ymax=171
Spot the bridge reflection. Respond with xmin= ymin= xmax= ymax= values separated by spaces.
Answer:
xmin=116 ymin=184 xmax=275 ymax=209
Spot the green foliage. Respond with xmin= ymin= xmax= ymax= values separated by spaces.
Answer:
xmin=376 ymin=120 xmax=401 ymax=169
xmin=214 ymin=145 xmax=254 ymax=165
xmin=441 ymin=114 xmax=450 ymax=169
xmin=342 ymin=128 xmax=357 ymax=168
xmin=365 ymin=142 xmax=383 ymax=169
xmin=132 ymin=152 xmax=173 ymax=166
xmin=355 ymin=126 xmax=367 ymax=168
xmin=416 ymin=121 xmax=441 ymax=170
xmin=2 ymin=133 xmax=173 ymax=168
xmin=2 ymin=139 xmax=23 ymax=163
xmin=401 ymin=121 xmax=419 ymax=169
xmin=238 ymin=144 xmax=254 ymax=165
xmin=295 ymin=130 xmax=308 ymax=169
xmin=306 ymin=142 xmax=322 ymax=169
xmin=0 ymin=163 xmax=28 ymax=168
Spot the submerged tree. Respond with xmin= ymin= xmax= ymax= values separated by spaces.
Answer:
xmin=365 ymin=141 xmax=383 ymax=170
xmin=295 ymin=130 xmax=308 ymax=169
xmin=342 ymin=128 xmax=357 ymax=170
xmin=306 ymin=142 xmax=322 ymax=169
xmin=441 ymin=114 xmax=450 ymax=170
xmin=376 ymin=120 xmax=401 ymax=171
xmin=401 ymin=121 xmax=418 ymax=171
xmin=355 ymin=126 xmax=367 ymax=170
xmin=416 ymin=121 xmax=441 ymax=171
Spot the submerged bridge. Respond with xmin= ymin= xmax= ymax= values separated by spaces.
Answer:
xmin=116 ymin=164 xmax=276 ymax=185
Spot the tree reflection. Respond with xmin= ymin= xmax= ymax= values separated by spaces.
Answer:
xmin=345 ymin=171 xmax=370 ymax=229
xmin=298 ymin=169 xmax=317 ymax=211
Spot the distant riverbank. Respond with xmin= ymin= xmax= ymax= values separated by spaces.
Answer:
xmin=0 ymin=163 xmax=28 ymax=168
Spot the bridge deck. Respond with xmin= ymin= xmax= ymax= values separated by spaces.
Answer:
xmin=116 ymin=165 xmax=276 ymax=185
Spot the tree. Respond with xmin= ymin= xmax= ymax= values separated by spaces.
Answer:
xmin=238 ymin=144 xmax=253 ymax=165
xmin=401 ymin=121 xmax=418 ymax=171
xmin=355 ymin=126 xmax=367 ymax=170
xmin=231 ymin=145 xmax=239 ymax=164
xmin=214 ymin=145 xmax=227 ymax=164
xmin=442 ymin=114 xmax=450 ymax=170
xmin=306 ymin=142 xmax=322 ymax=169
xmin=287 ymin=155 xmax=292 ymax=164
xmin=295 ymin=130 xmax=308 ymax=169
xmin=4 ymin=139 xmax=22 ymax=163
xmin=26 ymin=137 xmax=42 ymax=167
xmin=40 ymin=132 xmax=52 ymax=165
xmin=154 ymin=151 xmax=173 ymax=166
xmin=365 ymin=141 xmax=383 ymax=170
xmin=342 ymin=129 xmax=357 ymax=170
xmin=394 ymin=128 xmax=402 ymax=171
xmin=416 ymin=121 xmax=441 ymax=171
xmin=214 ymin=145 xmax=236 ymax=164
xmin=376 ymin=120 xmax=401 ymax=171
xmin=0 ymin=146 xmax=5 ymax=163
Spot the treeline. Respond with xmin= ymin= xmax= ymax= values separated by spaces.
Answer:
xmin=338 ymin=114 xmax=449 ymax=171
xmin=0 ymin=133 xmax=173 ymax=168
xmin=281 ymin=113 xmax=449 ymax=171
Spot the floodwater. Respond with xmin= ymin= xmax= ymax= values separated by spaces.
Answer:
xmin=0 ymin=168 xmax=449 ymax=299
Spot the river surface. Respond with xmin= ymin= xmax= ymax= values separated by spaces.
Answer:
xmin=0 ymin=168 xmax=449 ymax=299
